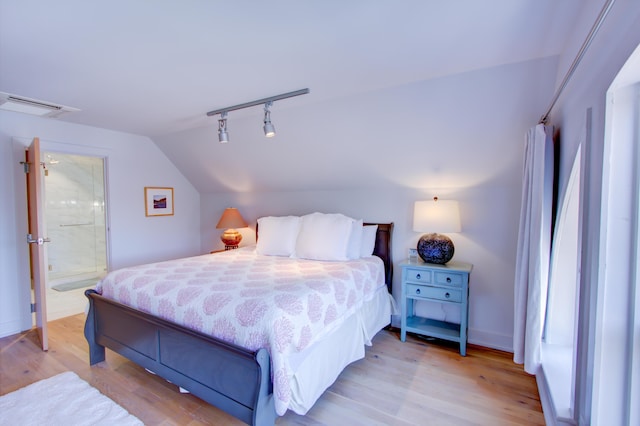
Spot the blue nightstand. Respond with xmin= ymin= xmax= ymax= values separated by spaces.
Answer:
xmin=400 ymin=259 xmax=472 ymax=356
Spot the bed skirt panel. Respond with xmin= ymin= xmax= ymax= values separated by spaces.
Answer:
xmin=287 ymin=285 xmax=393 ymax=414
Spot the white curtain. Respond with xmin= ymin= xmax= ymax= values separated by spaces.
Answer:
xmin=513 ymin=124 xmax=554 ymax=374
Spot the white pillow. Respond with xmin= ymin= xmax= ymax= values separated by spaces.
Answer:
xmin=256 ymin=216 xmax=301 ymax=256
xmin=360 ymin=224 xmax=378 ymax=257
xmin=346 ymin=219 xmax=364 ymax=259
xmin=294 ymin=213 xmax=353 ymax=261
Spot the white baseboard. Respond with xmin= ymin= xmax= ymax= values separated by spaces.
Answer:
xmin=468 ymin=327 xmax=513 ymax=352
xmin=390 ymin=319 xmax=514 ymax=353
xmin=0 ymin=320 xmax=25 ymax=339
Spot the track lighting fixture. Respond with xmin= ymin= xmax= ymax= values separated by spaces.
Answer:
xmin=206 ymin=88 xmax=309 ymax=143
xmin=263 ymin=101 xmax=275 ymax=138
xmin=218 ymin=112 xmax=229 ymax=143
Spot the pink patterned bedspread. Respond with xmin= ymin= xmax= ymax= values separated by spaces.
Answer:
xmin=96 ymin=247 xmax=386 ymax=415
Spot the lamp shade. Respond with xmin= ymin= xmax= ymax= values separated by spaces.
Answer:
xmin=216 ymin=208 xmax=248 ymax=229
xmin=413 ymin=198 xmax=461 ymax=264
xmin=413 ymin=199 xmax=461 ymax=233
xmin=216 ymin=208 xmax=248 ymax=249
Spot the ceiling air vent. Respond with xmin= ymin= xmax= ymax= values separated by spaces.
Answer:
xmin=0 ymin=92 xmax=80 ymax=118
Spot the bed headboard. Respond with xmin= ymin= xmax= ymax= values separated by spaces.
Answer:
xmin=367 ymin=222 xmax=393 ymax=293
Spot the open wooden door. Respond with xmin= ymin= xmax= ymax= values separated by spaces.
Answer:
xmin=26 ymin=137 xmax=49 ymax=351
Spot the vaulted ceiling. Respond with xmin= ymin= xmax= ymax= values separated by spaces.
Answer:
xmin=1 ymin=1 xmax=587 ymax=193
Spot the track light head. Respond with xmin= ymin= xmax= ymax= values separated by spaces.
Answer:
xmin=263 ymin=122 xmax=275 ymax=138
xmin=263 ymin=101 xmax=276 ymax=138
xmin=218 ymin=112 xmax=229 ymax=143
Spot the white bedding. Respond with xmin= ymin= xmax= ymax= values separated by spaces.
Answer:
xmin=287 ymin=284 xmax=393 ymax=414
xmin=96 ymin=246 xmax=392 ymax=415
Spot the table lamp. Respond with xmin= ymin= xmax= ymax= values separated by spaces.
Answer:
xmin=216 ymin=208 xmax=248 ymax=250
xmin=413 ymin=197 xmax=461 ymax=264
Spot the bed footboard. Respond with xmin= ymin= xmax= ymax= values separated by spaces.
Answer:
xmin=84 ymin=289 xmax=276 ymax=426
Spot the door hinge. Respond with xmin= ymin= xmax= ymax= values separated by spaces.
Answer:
xmin=30 ymin=303 xmax=36 ymax=313
xmin=20 ymin=161 xmax=30 ymax=174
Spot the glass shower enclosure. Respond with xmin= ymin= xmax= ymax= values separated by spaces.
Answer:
xmin=43 ymin=152 xmax=107 ymax=289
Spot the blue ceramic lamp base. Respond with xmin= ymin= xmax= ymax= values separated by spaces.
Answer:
xmin=417 ymin=233 xmax=454 ymax=264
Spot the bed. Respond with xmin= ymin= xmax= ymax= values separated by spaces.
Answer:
xmin=84 ymin=217 xmax=393 ymax=426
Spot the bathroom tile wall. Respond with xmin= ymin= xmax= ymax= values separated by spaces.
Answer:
xmin=44 ymin=153 xmax=107 ymax=283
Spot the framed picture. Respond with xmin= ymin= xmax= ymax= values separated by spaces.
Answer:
xmin=144 ymin=187 xmax=174 ymax=217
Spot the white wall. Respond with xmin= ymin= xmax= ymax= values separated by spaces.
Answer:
xmin=197 ymin=57 xmax=560 ymax=351
xmin=154 ymin=58 xmax=558 ymax=195
xmin=201 ymin=185 xmax=521 ymax=350
xmin=0 ymin=111 xmax=201 ymax=338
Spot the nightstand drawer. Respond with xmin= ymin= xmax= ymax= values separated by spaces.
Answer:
xmin=404 ymin=268 xmax=432 ymax=284
xmin=406 ymin=284 xmax=462 ymax=302
xmin=434 ymin=271 xmax=463 ymax=287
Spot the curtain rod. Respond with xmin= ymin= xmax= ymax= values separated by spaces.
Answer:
xmin=206 ymin=88 xmax=310 ymax=117
xmin=539 ymin=0 xmax=616 ymax=124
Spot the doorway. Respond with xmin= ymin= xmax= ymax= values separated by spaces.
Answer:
xmin=42 ymin=152 xmax=108 ymax=320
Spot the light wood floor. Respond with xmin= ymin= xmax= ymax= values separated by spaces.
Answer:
xmin=0 ymin=314 xmax=544 ymax=425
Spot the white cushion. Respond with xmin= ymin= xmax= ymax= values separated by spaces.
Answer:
xmin=256 ymin=216 xmax=301 ymax=256
xmin=360 ymin=224 xmax=378 ymax=257
xmin=346 ymin=219 xmax=364 ymax=259
xmin=294 ymin=213 xmax=354 ymax=261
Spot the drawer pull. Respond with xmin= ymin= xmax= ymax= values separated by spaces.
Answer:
xmin=446 ymin=277 xmax=451 ymax=283
xmin=416 ymin=273 xmax=421 ymax=280
xmin=445 ymin=292 xmax=450 ymax=299
xmin=416 ymin=288 xmax=421 ymax=295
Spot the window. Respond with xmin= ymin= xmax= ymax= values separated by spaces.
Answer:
xmin=593 ymin=73 xmax=639 ymax=425
xmin=542 ymin=144 xmax=581 ymax=420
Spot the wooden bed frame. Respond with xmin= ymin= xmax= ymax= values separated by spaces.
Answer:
xmin=84 ymin=222 xmax=393 ymax=426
